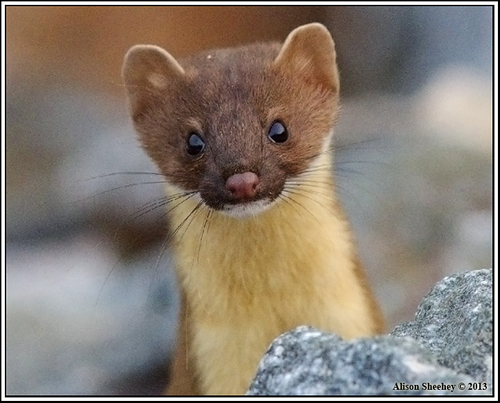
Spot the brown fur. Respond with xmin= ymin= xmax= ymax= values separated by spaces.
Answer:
xmin=122 ymin=23 xmax=385 ymax=395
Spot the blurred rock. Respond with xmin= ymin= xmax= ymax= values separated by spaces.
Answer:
xmin=6 ymin=86 xmax=164 ymax=244
xmin=6 ymin=237 xmax=179 ymax=395
xmin=248 ymin=269 xmax=492 ymax=395
xmin=326 ymin=6 xmax=492 ymax=95
xmin=414 ymin=66 xmax=492 ymax=154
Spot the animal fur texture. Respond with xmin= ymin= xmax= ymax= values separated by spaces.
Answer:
xmin=123 ymin=23 xmax=385 ymax=395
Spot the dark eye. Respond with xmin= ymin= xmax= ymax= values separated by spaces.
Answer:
xmin=268 ymin=121 xmax=289 ymax=143
xmin=187 ymin=133 xmax=205 ymax=156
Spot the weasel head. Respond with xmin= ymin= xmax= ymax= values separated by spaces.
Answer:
xmin=122 ymin=23 xmax=340 ymax=218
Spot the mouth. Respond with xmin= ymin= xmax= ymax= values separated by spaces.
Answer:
xmin=220 ymin=198 xmax=275 ymax=218
xmin=190 ymin=190 xmax=277 ymax=219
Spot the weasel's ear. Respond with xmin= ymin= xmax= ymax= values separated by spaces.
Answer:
xmin=273 ymin=23 xmax=339 ymax=93
xmin=122 ymin=45 xmax=184 ymax=118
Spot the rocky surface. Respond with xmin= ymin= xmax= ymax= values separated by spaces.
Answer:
xmin=247 ymin=269 xmax=493 ymax=396
xmin=391 ymin=268 xmax=492 ymax=382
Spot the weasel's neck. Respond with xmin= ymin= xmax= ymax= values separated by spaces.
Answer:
xmin=167 ymin=151 xmax=357 ymax=306
xmin=166 ymin=151 xmax=382 ymax=394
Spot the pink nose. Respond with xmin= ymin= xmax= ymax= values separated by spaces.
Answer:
xmin=225 ymin=172 xmax=259 ymax=200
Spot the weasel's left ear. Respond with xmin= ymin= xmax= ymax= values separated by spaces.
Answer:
xmin=122 ymin=44 xmax=185 ymax=120
xmin=273 ymin=23 xmax=339 ymax=93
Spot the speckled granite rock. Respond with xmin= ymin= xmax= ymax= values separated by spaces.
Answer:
xmin=391 ymin=268 xmax=492 ymax=382
xmin=247 ymin=269 xmax=492 ymax=396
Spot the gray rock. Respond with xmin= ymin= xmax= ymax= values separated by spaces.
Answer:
xmin=391 ymin=268 xmax=492 ymax=382
xmin=6 ymin=239 xmax=178 ymax=395
xmin=325 ymin=6 xmax=492 ymax=95
xmin=247 ymin=269 xmax=492 ymax=396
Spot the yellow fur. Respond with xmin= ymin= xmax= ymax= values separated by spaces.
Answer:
xmin=167 ymin=152 xmax=381 ymax=395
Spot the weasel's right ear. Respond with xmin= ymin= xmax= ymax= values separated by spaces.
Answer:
xmin=122 ymin=45 xmax=185 ymax=119
xmin=273 ymin=23 xmax=339 ymax=94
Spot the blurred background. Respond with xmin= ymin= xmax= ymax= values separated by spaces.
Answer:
xmin=5 ymin=5 xmax=493 ymax=396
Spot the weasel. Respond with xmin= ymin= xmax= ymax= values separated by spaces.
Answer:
xmin=122 ymin=23 xmax=385 ymax=395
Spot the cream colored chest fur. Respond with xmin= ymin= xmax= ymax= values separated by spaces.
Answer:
xmin=168 ymin=167 xmax=380 ymax=394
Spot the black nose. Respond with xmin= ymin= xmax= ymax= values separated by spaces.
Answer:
xmin=225 ymin=172 xmax=259 ymax=200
